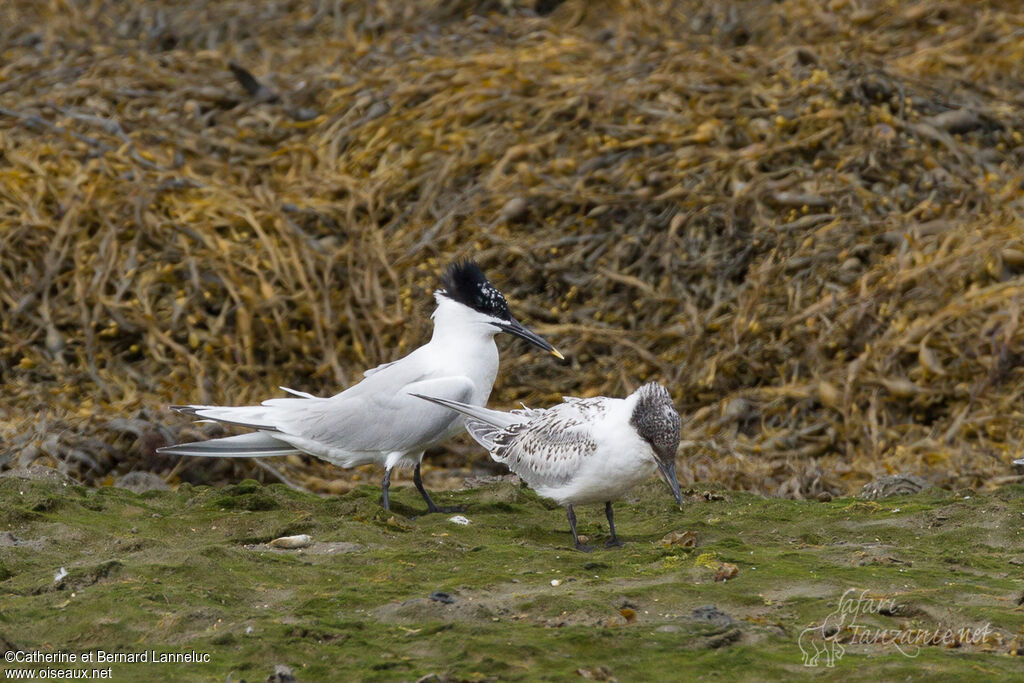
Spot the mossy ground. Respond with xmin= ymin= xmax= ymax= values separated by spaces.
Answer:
xmin=1 ymin=474 xmax=1022 ymax=681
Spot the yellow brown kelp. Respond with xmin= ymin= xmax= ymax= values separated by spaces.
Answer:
xmin=2 ymin=1 xmax=1024 ymax=497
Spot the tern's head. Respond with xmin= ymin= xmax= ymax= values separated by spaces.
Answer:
xmin=630 ymin=383 xmax=683 ymax=506
xmin=435 ymin=260 xmax=562 ymax=359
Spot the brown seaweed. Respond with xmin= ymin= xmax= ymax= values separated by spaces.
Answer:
xmin=2 ymin=0 xmax=1023 ymax=498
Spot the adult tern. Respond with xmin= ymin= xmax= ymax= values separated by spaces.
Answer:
xmin=158 ymin=260 xmax=562 ymax=513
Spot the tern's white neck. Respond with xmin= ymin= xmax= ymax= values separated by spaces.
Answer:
xmin=428 ymin=295 xmax=501 ymax=345
xmin=424 ymin=295 xmax=501 ymax=406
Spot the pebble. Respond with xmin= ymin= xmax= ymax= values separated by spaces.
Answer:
xmin=268 ymin=534 xmax=311 ymax=549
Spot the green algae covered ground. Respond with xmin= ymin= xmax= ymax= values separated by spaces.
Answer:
xmin=1 ymin=471 xmax=1022 ymax=681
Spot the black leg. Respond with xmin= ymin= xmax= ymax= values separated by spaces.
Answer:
xmin=413 ymin=463 xmax=464 ymax=514
xmin=604 ymin=501 xmax=624 ymax=548
xmin=413 ymin=463 xmax=439 ymax=513
xmin=567 ymin=505 xmax=593 ymax=552
xmin=381 ymin=467 xmax=392 ymax=510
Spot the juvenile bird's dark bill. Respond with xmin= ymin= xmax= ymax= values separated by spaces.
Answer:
xmin=497 ymin=318 xmax=564 ymax=359
xmin=657 ymin=459 xmax=683 ymax=507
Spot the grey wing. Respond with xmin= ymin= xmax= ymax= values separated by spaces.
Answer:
xmin=186 ymin=354 xmax=433 ymax=432
xmin=362 ymin=359 xmax=398 ymax=378
xmin=272 ymin=374 xmax=476 ymax=453
xmin=490 ymin=400 xmax=607 ymax=487
xmin=560 ymin=396 xmax=611 ymax=413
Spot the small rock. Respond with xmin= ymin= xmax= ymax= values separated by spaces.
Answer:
xmin=770 ymin=191 xmax=830 ymax=208
xmin=794 ymin=47 xmax=818 ymax=65
xmin=872 ymin=123 xmax=896 ymax=142
xmin=703 ymin=627 xmax=742 ymax=649
xmin=0 ymin=466 xmax=76 ymax=485
xmin=1002 ymin=249 xmax=1024 ymax=269
xmin=575 ymin=665 xmax=616 ymax=681
xmin=497 ymin=197 xmax=529 ymax=223
xmin=550 ymin=579 xmax=561 ymax=587
xmin=851 ymin=550 xmax=906 ymax=566
xmin=289 ymin=107 xmax=319 ymax=122
xmin=859 ymin=474 xmax=932 ymax=500
xmin=386 ymin=515 xmax=413 ymax=531
xmin=660 ymin=530 xmax=697 ymax=548
xmin=925 ymin=109 xmax=984 ymax=134
xmin=429 ymin=591 xmax=454 ymax=604
xmin=721 ymin=397 xmax=753 ymax=422
xmin=114 ymin=471 xmax=170 ymax=494
xmin=0 ymin=532 xmax=44 ymax=550
xmin=714 ymin=562 xmax=739 ymax=582
xmin=266 ymin=664 xmax=295 ymax=683
xmin=840 ymin=257 xmax=862 ymax=271
xmin=691 ymin=605 xmax=735 ymax=627
xmin=364 ymin=100 xmax=390 ymax=120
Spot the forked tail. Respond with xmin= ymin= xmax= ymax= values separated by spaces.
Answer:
xmin=409 ymin=393 xmax=522 ymax=452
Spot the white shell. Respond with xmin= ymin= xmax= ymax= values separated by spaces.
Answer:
xmin=268 ymin=534 xmax=311 ymax=548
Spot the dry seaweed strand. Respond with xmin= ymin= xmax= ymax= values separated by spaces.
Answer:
xmin=2 ymin=0 xmax=1024 ymax=497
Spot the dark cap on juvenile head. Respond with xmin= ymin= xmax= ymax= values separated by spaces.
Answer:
xmin=630 ymin=383 xmax=681 ymax=462
xmin=437 ymin=260 xmax=512 ymax=321
xmin=630 ymin=383 xmax=683 ymax=506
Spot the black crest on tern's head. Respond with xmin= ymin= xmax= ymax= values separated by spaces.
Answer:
xmin=630 ymin=383 xmax=681 ymax=463
xmin=438 ymin=260 xmax=512 ymax=321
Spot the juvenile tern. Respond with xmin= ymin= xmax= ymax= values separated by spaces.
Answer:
xmin=157 ymin=260 xmax=562 ymax=513
xmin=413 ymin=383 xmax=683 ymax=551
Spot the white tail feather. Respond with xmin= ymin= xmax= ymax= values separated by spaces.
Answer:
xmin=156 ymin=431 xmax=299 ymax=458
xmin=409 ymin=393 xmax=526 ymax=452
xmin=279 ymin=386 xmax=317 ymax=399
